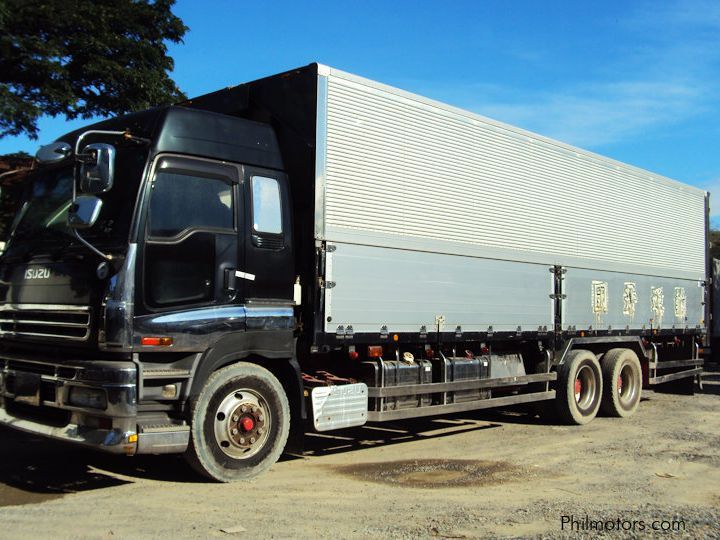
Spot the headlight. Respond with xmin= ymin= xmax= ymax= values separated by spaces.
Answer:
xmin=68 ymin=386 xmax=107 ymax=410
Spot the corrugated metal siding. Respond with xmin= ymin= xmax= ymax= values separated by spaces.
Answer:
xmin=320 ymin=71 xmax=706 ymax=279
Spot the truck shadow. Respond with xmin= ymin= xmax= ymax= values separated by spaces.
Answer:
xmin=0 ymin=404 xmax=571 ymax=499
xmin=0 ymin=425 xmax=201 ymax=506
xmin=0 ymin=415 xmax=509 ymax=498
xmin=299 ymin=415 xmax=504 ymax=458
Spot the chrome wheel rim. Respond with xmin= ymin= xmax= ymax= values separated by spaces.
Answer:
xmin=213 ymin=389 xmax=271 ymax=459
xmin=618 ymin=363 xmax=639 ymax=407
xmin=574 ymin=365 xmax=596 ymax=410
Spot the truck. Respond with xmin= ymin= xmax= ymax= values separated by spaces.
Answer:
xmin=0 ymin=64 xmax=707 ymax=482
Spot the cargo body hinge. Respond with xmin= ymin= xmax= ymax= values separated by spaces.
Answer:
xmin=550 ymin=265 xmax=566 ymax=337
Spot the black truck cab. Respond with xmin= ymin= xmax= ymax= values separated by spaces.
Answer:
xmin=0 ymin=105 xmax=300 ymax=469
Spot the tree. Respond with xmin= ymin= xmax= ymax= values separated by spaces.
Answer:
xmin=0 ymin=0 xmax=187 ymax=140
xmin=710 ymin=229 xmax=720 ymax=261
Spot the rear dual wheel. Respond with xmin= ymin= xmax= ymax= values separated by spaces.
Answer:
xmin=556 ymin=348 xmax=642 ymax=424
xmin=599 ymin=348 xmax=642 ymax=417
xmin=556 ymin=350 xmax=603 ymax=425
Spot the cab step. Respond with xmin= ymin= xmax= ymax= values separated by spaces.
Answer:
xmin=136 ymin=422 xmax=190 ymax=454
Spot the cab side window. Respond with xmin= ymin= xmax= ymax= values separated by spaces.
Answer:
xmin=251 ymin=175 xmax=283 ymax=249
xmin=149 ymin=171 xmax=234 ymax=239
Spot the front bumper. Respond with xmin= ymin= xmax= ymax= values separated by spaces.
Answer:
xmin=0 ymin=354 xmax=139 ymax=454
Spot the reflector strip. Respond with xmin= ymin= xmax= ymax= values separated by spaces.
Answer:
xmin=141 ymin=336 xmax=174 ymax=346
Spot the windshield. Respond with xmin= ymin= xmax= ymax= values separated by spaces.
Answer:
xmin=0 ymin=169 xmax=31 ymax=253
xmin=13 ymin=168 xmax=74 ymax=242
xmin=4 ymin=144 xmax=148 ymax=258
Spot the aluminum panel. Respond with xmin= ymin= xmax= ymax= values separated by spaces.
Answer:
xmin=314 ymin=75 xmax=328 ymax=239
xmin=311 ymin=383 xmax=368 ymax=432
xmin=325 ymin=242 xmax=553 ymax=333
xmin=319 ymin=68 xmax=706 ymax=280
xmin=562 ymin=267 xmax=705 ymax=331
xmin=714 ymin=258 xmax=720 ymax=336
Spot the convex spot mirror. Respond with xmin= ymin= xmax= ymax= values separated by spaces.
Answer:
xmin=67 ymin=195 xmax=103 ymax=229
xmin=79 ymin=143 xmax=115 ymax=193
xmin=36 ymin=141 xmax=72 ymax=164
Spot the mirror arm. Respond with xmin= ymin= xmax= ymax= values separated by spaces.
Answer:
xmin=72 ymin=229 xmax=112 ymax=261
xmin=73 ymin=130 xmax=129 ymax=158
xmin=73 ymin=129 xmax=149 ymax=158
xmin=75 ymin=152 xmax=97 ymax=164
xmin=125 ymin=134 xmax=151 ymax=145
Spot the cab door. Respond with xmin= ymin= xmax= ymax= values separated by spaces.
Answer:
xmin=141 ymin=156 xmax=243 ymax=311
xmin=242 ymin=166 xmax=293 ymax=302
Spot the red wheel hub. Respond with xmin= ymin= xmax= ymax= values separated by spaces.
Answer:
xmin=617 ymin=375 xmax=623 ymax=393
xmin=241 ymin=416 xmax=255 ymax=432
xmin=574 ymin=378 xmax=582 ymax=399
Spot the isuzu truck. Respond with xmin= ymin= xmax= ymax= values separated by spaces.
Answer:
xmin=0 ymin=64 xmax=707 ymax=481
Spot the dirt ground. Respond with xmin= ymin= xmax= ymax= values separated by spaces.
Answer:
xmin=0 ymin=371 xmax=718 ymax=539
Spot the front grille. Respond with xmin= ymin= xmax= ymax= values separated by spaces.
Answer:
xmin=7 ymin=360 xmax=56 ymax=376
xmin=2 ymin=375 xmax=58 ymax=402
xmin=4 ymin=401 xmax=71 ymax=427
xmin=4 ymin=359 xmax=78 ymax=379
xmin=0 ymin=305 xmax=91 ymax=342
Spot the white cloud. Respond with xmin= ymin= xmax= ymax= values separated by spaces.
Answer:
xmin=627 ymin=0 xmax=720 ymax=31
xmin=471 ymin=80 xmax=705 ymax=148
xmin=422 ymin=0 xmax=720 ymax=150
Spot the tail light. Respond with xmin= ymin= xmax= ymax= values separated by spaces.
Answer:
xmin=368 ymin=346 xmax=383 ymax=358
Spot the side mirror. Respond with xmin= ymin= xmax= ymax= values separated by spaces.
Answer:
xmin=79 ymin=143 xmax=115 ymax=193
xmin=68 ymin=195 xmax=103 ymax=229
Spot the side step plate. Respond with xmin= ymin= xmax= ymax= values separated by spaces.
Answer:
xmin=311 ymin=383 xmax=368 ymax=432
xmin=136 ymin=424 xmax=190 ymax=454
xmin=366 ymin=390 xmax=555 ymax=422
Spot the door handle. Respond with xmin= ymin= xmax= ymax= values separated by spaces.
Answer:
xmin=224 ymin=268 xmax=237 ymax=291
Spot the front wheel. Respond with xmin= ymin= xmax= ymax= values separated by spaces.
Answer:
xmin=185 ymin=362 xmax=290 ymax=482
xmin=556 ymin=349 xmax=603 ymax=425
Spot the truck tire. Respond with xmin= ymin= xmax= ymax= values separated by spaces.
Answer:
xmin=185 ymin=362 xmax=290 ymax=482
xmin=556 ymin=350 xmax=603 ymax=425
xmin=600 ymin=348 xmax=642 ymax=417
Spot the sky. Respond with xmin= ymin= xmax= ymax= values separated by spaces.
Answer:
xmin=2 ymin=0 xmax=719 ymax=222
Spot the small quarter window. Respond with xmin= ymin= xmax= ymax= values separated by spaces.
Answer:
xmin=149 ymin=171 xmax=233 ymax=238
xmin=251 ymin=176 xmax=282 ymax=234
